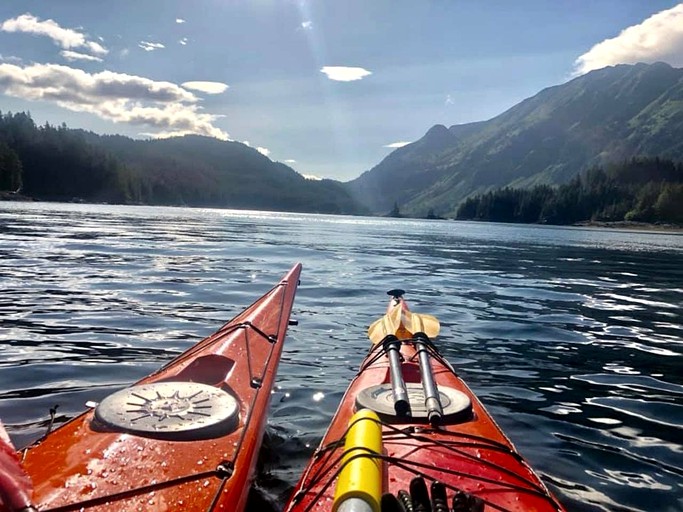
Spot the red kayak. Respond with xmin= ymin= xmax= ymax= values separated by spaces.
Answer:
xmin=285 ymin=290 xmax=566 ymax=512
xmin=8 ymin=263 xmax=301 ymax=512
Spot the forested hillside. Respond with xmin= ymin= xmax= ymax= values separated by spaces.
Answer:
xmin=348 ymin=63 xmax=683 ymax=217
xmin=0 ymin=112 xmax=365 ymax=214
xmin=456 ymin=157 xmax=683 ymax=225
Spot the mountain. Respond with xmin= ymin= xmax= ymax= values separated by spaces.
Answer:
xmin=87 ymin=134 xmax=366 ymax=214
xmin=0 ymin=113 xmax=366 ymax=215
xmin=348 ymin=62 xmax=683 ymax=217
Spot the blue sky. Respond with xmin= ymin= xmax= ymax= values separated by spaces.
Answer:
xmin=0 ymin=1 xmax=681 ymax=181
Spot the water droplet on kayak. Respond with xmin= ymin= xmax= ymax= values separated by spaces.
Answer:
xmin=161 ymin=461 xmax=168 ymax=468
xmin=203 ymin=480 xmax=210 ymax=487
xmin=197 ymin=459 xmax=204 ymax=465
xmin=82 ymin=482 xmax=96 ymax=494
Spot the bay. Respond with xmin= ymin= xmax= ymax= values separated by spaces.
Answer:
xmin=1 ymin=201 xmax=682 ymax=511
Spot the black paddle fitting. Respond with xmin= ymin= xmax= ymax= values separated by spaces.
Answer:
xmin=387 ymin=289 xmax=406 ymax=299
xmin=430 ymin=481 xmax=448 ymax=512
xmin=397 ymin=490 xmax=414 ymax=512
xmin=409 ymin=477 xmax=431 ymax=512
xmin=381 ymin=493 xmax=404 ymax=512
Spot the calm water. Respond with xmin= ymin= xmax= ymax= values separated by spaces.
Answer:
xmin=1 ymin=202 xmax=682 ymax=512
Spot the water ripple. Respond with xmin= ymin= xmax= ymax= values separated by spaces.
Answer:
xmin=1 ymin=202 xmax=682 ymax=511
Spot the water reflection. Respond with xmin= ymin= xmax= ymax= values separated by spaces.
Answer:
xmin=0 ymin=202 xmax=682 ymax=511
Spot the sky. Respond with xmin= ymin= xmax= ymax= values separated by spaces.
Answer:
xmin=0 ymin=1 xmax=682 ymax=182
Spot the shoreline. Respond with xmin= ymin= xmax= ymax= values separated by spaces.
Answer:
xmin=0 ymin=192 xmax=33 ymax=201
xmin=573 ymin=220 xmax=683 ymax=233
xmin=2 ymin=196 xmax=682 ymax=233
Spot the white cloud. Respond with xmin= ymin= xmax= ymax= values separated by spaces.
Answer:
xmin=61 ymin=50 xmax=103 ymax=63
xmin=176 ymin=18 xmax=186 ymax=24
xmin=179 ymin=37 xmax=188 ymax=46
xmin=574 ymin=4 xmax=683 ymax=75
xmin=138 ymin=129 xmax=205 ymax=140
xmin=284 ymin=159 xmax=296 ymax=163
xmin=301 ymin=21 xmax=313 ymax=30
xmin=0 ymin=54 xmax=22 ymax=64
xmin=303 ymin=174 xmax=322 ymax=181
xmin=321 ymin=66 xmax=372 ymax=82
xmin=0 ymin=62 xmax=228 ymax=140
xmin=0 ymin=13 xmax=108 ymax=56
xmin=445 ymin=94 xmax=454 ymax=105
xmin=139 ymin=41 xmax=165 ymax=52
xmin=384 ymin=141 xmax=411 ymax=148
xmin=181 ymin=81 xmax=228 ymax=94
xmin=241 ymin=141 xmax=271 ymax=157
xmin=86 ymin=41 xmax=107 ymax=55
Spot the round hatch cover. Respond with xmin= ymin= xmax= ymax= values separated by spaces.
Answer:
xmin=356 ymin=383 xmax=472 ymax=423
xmin=94 ymin=381 xmax=239 ymax=440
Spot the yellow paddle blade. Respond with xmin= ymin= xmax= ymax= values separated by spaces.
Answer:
xmin=401 ymin=311 xmax=440 ymax=338
xmin=367 ymin=303 xmax=403 ymax=344
xmin=368 ymin=304 xmax=440 ymax=343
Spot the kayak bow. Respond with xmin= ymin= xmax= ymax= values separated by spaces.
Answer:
xmin=16 ymin=263 xmax=302 ymax=512
xmin=286 ymin=290 xmax=566 ymax=512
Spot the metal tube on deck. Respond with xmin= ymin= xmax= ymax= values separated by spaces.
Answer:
xmin=414 ymin=333 xmax=443 ymax=425
xmin=383 ymin=336 xmax=410 ymax=416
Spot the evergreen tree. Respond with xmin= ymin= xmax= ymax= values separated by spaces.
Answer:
xmin=456 ymin=157 xmax=683 ymax=225
xmin=0 ymin=141 xmax=22 ymax=191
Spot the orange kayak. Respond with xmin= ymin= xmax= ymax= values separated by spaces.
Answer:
xmin=285 ymin=290 xmax=566 ymax=512
xmin=15 ymin=263 xmax=301 ymax=512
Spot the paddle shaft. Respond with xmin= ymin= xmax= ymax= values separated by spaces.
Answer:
xmin=383 ymin=336 xmax=410 ymax=416
xmin=414 ymin=333 xmax=443 ymax=425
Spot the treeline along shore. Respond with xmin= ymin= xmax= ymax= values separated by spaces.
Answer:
xmin=1 ymin=110 xmax=682 ymax=228
xmin=455 ymin=157 xmax=683 ymax=227
xmin=0 ymin=111 xmax=365 ymax=215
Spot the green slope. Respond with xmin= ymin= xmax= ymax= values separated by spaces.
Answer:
xmin=0 ymin=113 xmax=366 ymax=215
xmin=348 ymin=62 xmax=683 ymax=217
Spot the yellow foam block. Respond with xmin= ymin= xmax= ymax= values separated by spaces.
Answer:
xmin=333 ymin=409 xmax=383 ymax=512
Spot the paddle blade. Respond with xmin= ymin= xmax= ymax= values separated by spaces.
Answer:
xmin=402 ymin=311 xmax=440 ymax=338
xmin=368 ymin=303 xmax=403 ymax=344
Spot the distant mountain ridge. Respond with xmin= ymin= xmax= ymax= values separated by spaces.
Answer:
xmin=85 ymin=134 xmax=365 ymax=213
xmin=348 ymin=62 xmax=683 ymax=216
xmin=0 ymin=112 xmax=366 ymax=215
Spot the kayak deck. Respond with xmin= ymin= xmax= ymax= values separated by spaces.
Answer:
xmin=19 ymin=264 xmax=301 ymax=512
xmin=286 ymin=296 xmax=565 ymax=512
